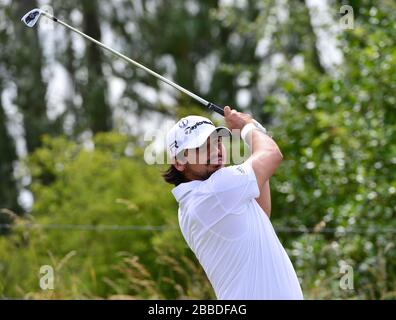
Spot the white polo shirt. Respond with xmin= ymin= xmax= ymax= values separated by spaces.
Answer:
xmin=172 ymin=162 xmax=303 ymax=300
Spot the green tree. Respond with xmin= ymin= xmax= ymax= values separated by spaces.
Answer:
xmin=265 ymin=0 xmax=396 ymax=298
xmin=0 ymin=89 xmax=20 ymax=214
xmin=11 ymin=0 xmax=56 ymax=152
xmin=81 ymin=0 xmax=112 ymax=133
xmin=0 ymin=3 xmax=21 ymax=214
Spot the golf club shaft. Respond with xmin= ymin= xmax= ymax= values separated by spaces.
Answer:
xmin=41 ymin=11 xmax=225 ymax=116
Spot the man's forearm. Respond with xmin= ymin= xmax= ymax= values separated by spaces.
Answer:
xmin=245 ymin=127 xmax=283 ymax=158
xmin=244 ymin=127 xmax=283 ymax=192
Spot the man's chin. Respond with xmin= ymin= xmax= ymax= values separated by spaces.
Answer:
xmin=207 ymin=163 xmax=224 ymax=173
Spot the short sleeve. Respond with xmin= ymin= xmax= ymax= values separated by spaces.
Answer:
xmin=206 ymin=161 xmax=260 ymax=212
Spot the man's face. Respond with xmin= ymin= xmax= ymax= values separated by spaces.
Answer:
xmin=175 ymin=134 xmax=226 ymax=181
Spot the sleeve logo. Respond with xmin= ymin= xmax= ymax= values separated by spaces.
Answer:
xmin=236 ymin=166 xmax=245 ymax=174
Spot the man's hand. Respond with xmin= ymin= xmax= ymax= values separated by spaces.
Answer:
xmin=224 ymin=106 xmax=254 ymax=131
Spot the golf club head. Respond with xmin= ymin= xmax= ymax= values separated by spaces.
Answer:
xmin=21 ymin=8 xmax=43 ymax=28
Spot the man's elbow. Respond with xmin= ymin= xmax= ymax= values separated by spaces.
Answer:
xmin=255 ymin=147 xmax=283 ymax=165
xmin=270 ymin=147 xmax=283 ymax=165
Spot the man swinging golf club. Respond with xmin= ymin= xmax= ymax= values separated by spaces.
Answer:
xmin=163 ymin=106 xmax=303 ymax=300
xmin=22 ymin=8 xmax=303 ymax=299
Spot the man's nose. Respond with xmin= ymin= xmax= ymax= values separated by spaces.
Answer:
xmin=208 ymin=138 xmax=221 ymax=154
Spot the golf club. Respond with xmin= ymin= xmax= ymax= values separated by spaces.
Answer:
xmin=21 ymin=8 xmax=225 ymax=116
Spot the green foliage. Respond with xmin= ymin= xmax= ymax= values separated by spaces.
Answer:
xmin=0 ymin=132 xmax=214 ymax=298
xmin=265 ymin=2 xmax=396 ymax=299
xmin=0 ymin=102 xmax=20 ymax=216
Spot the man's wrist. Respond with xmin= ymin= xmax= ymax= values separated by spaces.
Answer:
xmin=241 ymin=123 xmax=256 ymax=144
xmin=252 ymin=120 xmax=267 ymax=134
xmin=241 ymin=120 xmax=268 ymax=145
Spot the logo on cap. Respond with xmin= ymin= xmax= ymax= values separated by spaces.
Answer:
xmin=184 ymin=120 xmax=213 ymax=135
xmin=178 ymin=119 xmax=188 ymax=129
xmin=169 ymin=140 xmax=179 ymax=155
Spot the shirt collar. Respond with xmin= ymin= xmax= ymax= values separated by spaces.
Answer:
xmin=172 ymin=180 xmax=201 ymax=202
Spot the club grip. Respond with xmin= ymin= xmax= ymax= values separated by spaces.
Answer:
xmin=207 ymin=102 xmax=224 ymax=116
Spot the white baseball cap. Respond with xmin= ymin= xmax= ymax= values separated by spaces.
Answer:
xmin=166 ymin=115 xmax=231 ymax=159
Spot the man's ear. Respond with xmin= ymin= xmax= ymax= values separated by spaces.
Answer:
xmin=174 ymin=150 xmax=188 ymax=171
xmin=174 ymin=160 xmax=186 ymax=172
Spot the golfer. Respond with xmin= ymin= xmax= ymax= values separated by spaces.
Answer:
xmin=163 ymin=106 xmax=303 ymax=300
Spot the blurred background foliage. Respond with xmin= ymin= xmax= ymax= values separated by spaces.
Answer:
xmin=0 ymin=0 xmax=395 ymax=299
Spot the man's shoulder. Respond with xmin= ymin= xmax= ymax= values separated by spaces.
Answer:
xmin=205 ymin=163 xmax=254 ymax=189
xmin=174 ymin=163 xmax=254 ymax=203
